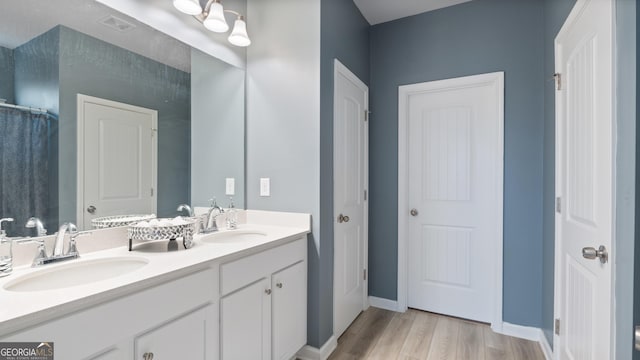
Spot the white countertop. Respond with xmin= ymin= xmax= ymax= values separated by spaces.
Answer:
xmin=0 ymin=210 xmax=310 ymax=337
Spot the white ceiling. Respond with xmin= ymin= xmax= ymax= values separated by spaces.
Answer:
xmin=353 ymin=0 xmax=474 ymax=25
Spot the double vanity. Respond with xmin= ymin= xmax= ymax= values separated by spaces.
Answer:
xmin=0 ymin=210 xmax=310 ymax=360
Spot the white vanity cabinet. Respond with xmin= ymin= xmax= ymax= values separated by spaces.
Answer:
xmin=219 ymin=237 xmax=307 ymax=360
xmin=1 ymin=268 xmax=218 ymax=360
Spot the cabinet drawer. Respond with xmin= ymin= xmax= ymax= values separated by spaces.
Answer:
xmin=220 ymin=237 xmax=305 ymax=296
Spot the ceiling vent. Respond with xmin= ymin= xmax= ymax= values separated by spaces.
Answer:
xmin=98 ymin=15 xmax=136 ymax=32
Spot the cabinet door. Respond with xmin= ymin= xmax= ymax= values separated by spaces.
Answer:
xmin=272 ymin=261 xmax=307 ymax=360
xmin=135 ymin=304 xmax=215 ymax=360
xmin=221 ymin=278 xmax=271 ymax=360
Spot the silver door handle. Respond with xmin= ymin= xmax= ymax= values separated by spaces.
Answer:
xmin=338 ymin=214 xmax=350 ymax=223
xmin=87 ymin=205 xmax=96 ymax=214
xmin=410 ymin=209 xmax=418 ymax=217
xmin=635 ymin=326 xmax=640 ymax=351
xmin=582 ymin=245 xmax=608 ymax=264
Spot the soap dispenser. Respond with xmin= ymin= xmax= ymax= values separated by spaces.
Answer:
xmin=226 ymin=197 xmax=237 ymax=230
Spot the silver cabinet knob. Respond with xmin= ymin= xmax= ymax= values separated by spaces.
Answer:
xmin=337 ymin=214 xmax=350 ymax=223
xmin=582 ymin=245 xmax=608 ymax=264
xmin=276 ymin=282 xmax=283 ymax=288
xmin=265 ymin=288 xmax=272 ymax=295
xmin=143 ymin=353 xmax=154 ymax=360
xmin=410 ymin=209 xmax=419 ymax=217
xmin=87 ymin=205 xmax=96 ymax=214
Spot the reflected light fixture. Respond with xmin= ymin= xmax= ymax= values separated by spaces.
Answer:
xmin=173 ymin=0 xmax=251 ymax=47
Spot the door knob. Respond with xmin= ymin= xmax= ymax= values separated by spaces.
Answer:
xmin=410 ymin=209 xmax=419 ymax=217
xmin=87 ymin=205 xmax=96 ymax=214
xmin=337 ymin=214 xmax=350 ymax=223
xmin=582 ymin=245 xmax=608 ymax=264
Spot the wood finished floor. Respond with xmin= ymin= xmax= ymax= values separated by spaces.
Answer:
xmin=327 ymin=308 xmax=545 ymax=360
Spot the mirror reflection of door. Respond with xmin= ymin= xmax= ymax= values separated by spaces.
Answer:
xmin=77 ymin=94 xmax=157 ymax=230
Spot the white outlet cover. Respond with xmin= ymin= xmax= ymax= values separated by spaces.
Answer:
xmin=260 ymin=178 xmax=270 ymax=197
xmin=225 ymin=178 xmax=235 ymax=196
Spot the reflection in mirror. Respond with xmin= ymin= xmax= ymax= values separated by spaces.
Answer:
xmin=0 ymin=0 xmax=245 ymax=235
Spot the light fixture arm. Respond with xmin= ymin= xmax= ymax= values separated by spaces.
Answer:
xmin=195 ymin=0 xmax=245 ymax=23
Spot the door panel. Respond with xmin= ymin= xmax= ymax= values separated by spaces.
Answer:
xmin=406 ymin=73 xmax=503 ymax=323
xmin=80 ymin=95 xmax=156 ymax=229
xmin=272 ymin=261 xmax=306 ymax=360
xmin=556 ymin=0 xmax=613 ymax=358
xmin=220 ymin=278 xmax=271 ymax=360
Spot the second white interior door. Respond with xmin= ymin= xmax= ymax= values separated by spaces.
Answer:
xmin=333 ymin=60 xmax=368 ymax=338
xmin=79 ymin=94 xmax=157 ymax=229
xmin=403 ymin=73 xmax=503 ymax=323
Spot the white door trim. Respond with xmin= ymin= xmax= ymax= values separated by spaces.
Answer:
xmin=553 ymin=0 xmax=615 ymax=358
xmin=332 ymin=59 xmax=369 ymax=337
xmin=397 ymin=72 xmax=504 ymax=330
xmin=76 ymin=94 xmax=158 ymax=227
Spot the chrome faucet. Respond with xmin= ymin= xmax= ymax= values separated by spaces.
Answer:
xmin=29 ymin=222 xmax=83 ymax=267
xmin=203 ymin=198 xmax=225 ymax=234
xmin=53 ymin=223 xmax=76 ymax=257
xmin=25 ymin=217 xmax=47 ymax=237
xmin=176 ymin=204 xmax=194 ymax=217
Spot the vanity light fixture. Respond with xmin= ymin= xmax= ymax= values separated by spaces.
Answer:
xmin=173 ymin=0 xmax=251 ymax=47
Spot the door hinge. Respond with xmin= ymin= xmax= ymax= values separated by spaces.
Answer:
xmin=364 ymin=190 xmax=367 ymax=201
xmin=556 ymin=197 xmax=561 ymax=213
xmin=364 ymin=110 xmax=370 ymax=122
xmin=555 ymin=318 xmax=560 ymax=335
xmin=553 ymin=73 xmax=562 ymax=91
xmin=151 ymin=188 xmax=154 ymax=196
xmin=363 ymin=269 xmax=367 ymax=281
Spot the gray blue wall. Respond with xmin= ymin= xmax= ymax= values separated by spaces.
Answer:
xmin=0 ymin=46 xmax=14 ymax=104
xmin=318 ymin=0 xmax=370 ymax=347
xmin=369 ymin=0 xmax=546 ymax=327
xmin=615 ymin=0 xmax=637 ymax=358
xmin=56 ymin=26 xmax=190 ymax=223
xmin=541 ymin=0 xmax=576 ymax=345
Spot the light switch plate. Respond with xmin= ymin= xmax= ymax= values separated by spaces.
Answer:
xmin=225 ymin=178 xmax=235 ymax=196
xmin=260 ymin=178 xmax=270 ymax=197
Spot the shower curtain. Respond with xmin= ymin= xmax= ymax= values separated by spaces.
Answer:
xmin=0 ymin=107 xmax=52 ymax=237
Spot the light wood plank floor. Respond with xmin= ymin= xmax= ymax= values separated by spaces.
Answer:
xmin=328 ymin=308 xmax=545 ymax=360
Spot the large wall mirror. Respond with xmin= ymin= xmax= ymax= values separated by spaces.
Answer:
xmin=0 ymin=0 xmax=245 ymax=235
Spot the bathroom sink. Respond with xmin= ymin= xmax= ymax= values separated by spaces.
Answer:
xmin=3 ymin=257 xmax=149 ymax=292
xmin=200 ymin=229 xmax=268 ymax=244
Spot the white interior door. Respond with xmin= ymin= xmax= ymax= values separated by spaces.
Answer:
xmin=555 ymin=0 xmax=613 ymax=358
xmin=78 ymin=95 xmax=157 ymax=229
xmin=402 ymin=73 xmax=503 ymax=324
xmin=333 ymin=60 xmax=368 ymax=338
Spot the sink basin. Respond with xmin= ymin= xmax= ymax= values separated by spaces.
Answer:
xmin=3 ymin=257 xmax=149 ymax=292
xmin=200 ymin=229 xmax=268 ymax=244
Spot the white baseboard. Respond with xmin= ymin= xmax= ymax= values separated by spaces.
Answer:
xmin=539 ymin=331 xmax=553 ymax=360
xmin=493 ymin=322 xmax=553 ymax=360
xmin=496 ymin=322 xmax=542 ymax=341
xmin=368 ymin=296 xmax=400 ymax=312
xmin=296 ymin=335 xmax=337 ymax=360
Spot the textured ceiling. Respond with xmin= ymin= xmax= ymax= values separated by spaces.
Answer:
xmin=1 ymin=0 xmax=191 ymax=72
xmin=353 ymin=0 xmax=474 ymax=25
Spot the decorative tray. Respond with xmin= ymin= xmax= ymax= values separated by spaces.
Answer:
xmin=128 ymin=218 xmax=197 ymax=251
xmin=92 ymin=214 xmax=156 ymax=229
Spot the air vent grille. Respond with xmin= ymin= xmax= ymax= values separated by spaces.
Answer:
xmin=98 ymin=15 xmax=136 ymax=32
